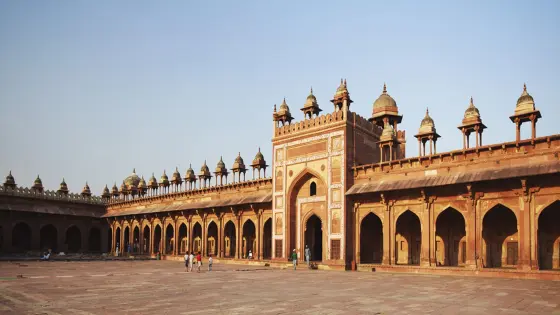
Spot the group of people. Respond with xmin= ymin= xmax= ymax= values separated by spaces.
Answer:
xmin=291 ymin=245 xmax=312 ymax=270
xmin=184 ymin=251 xmax=213 ymax=272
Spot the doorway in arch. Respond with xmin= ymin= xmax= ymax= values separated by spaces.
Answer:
xmin=305 ymin=215 xmax=323 ymax=262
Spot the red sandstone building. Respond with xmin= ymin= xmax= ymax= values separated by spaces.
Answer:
xmin=1 ymin=81 xmax=559 ymax=278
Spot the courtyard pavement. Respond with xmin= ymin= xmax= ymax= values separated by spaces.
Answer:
xmin=0 ymin=261 xmax=559 ymax=315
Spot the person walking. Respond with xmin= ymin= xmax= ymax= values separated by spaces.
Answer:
xmin=305 ymin=245 xmax=311 ymax=266
xmin=196 ymin=252 xmax=202 ymax=273
xmin=184 ymin=251 xmax=189 ymax=272
xmin=208 ymin=254 xmax=213 ymax=272
xmin=188 ymin=251 xmax=195 ymax=272
xmin=291 ymin=249 xmax=297 ymax=270
xmin=115 ymin=242 xmax=120 ymax=257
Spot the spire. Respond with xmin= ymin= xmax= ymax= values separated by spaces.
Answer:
xmin=273 ymin=104 xmax=277 ymax=113
xmin=343 ymin=79 xmax=347 ymax=86
xmin=383 ymin=83 xmax=387 ymax=94
xmin=133 ymin=168 xmax=136 ymax=173
xmin=310 ymin=86 xmax=313 ymax=94
xmin=523 ymin=83 xmax=527 ymax=92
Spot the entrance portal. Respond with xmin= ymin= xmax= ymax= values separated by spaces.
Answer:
xmin=224 ymin=221 xmax=236 ymax=257
xmin=242 ymin=220 xmax=256 ymax=258
xmin=40 ymin=224 xmax=58 ymax=252
xmin=66 ymin=226 xmax=82 ymax=253
xmin=395 ymin=210 xmax=421 ymax=265
xmin=360 ymin=213 xmax=383 ymax=264
xmin=178 ymin=223 xmax=187 ymax=254
xmin=482 ymin=204 xmax=518 ymax=268
xmin=165 ymin=224 xmax=174 ymax=254
xmin=435 ymin=208 xmax=466 ymax=266
xmin=538 ymin=201 xmax=560 ymax=270
xmin=263 ymin=218 xmax=272 ymax=259
xmin=305 ymin=215 xmax=322 ymax=262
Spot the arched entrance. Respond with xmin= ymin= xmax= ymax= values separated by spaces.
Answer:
xmin=123 ymin=226 xmax=130 ymax=253
xmin=360 ymin=213 xmax=383 ymax=264
xmin=153 ymin=225 xmax=162 ymax=253
xmin=40 ymin=224 xmax=58 ymax=252
xmin=482 ymin=204 xmax=518 ymax=268
xmin=305 ymin=214 xmax=322 ymax=262
xmin=435 ymin=208 xmax=466 ymax=266
xmin=88 ymin=227 xmax=101 ymax=252
xmin=263 ymin=218 xmax=272 ymax=259
xmin=538 ymin=200 xmax=560 ymax=270
xmin=395 ymin=210 xmax=421 ymax=265
xmin=178 ymin=223 xmax=187 ymax=254
xmin=143 ymin=226 xmax=150 ymax=254
xmin=207 ymin=221 xmax=218 ymax=256
xmin=133 ymin=226 xmax=140 ymax=253
xmin=224 ymin=221 xmax=236 ymax=257
xmin=287 ymin=171 xmax=326 ymax=259
xmin=165 ymin=224 xmax=174 ymax=254
xmin=192 ymin=223 xmax=202 ymax=254
xmin=12 ymin=222 xmax=31 ymax=252
xmin=66 ymin=226 xmax=82 ymax=253
xmin=242 ymin=220 xmax=256 ymax=258
xmin=115 ymin=227 xmax=121 ymax=253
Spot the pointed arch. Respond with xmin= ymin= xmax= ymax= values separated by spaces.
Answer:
xmin=263 ymin=218 xmax=272 ymax=259
xmin=88 ymin=227 xmax=101 ymax=252
xmin=304 ymin=214 xmax=323 ymax=262
xmin=224 ymin=220 xmax=236 ymax=257
xmin=178 ymin=223 xmax=188 ymax=254
xmin=538 ymin=200 xmax=560 ymax=270
xmin=153 ymin=224 xmax=162 ymax=254
xmin=66 ymin=225 xmax=82 ymax=253
xmin=207 ymin=221 xmax=218 ymax=256
xmin=165 ymin=224 xmax=174 ymax=254
xmin=482 ymin=204 xmax=518 ymax=268
xmin=12 ymin=222 xmax=31 ymax=252
xmin=360 ymin=212 xmax=383 ymax=264
xmin=435 ymin=207 xmax=466 ymax=266
xmin=142 ymin=225 xmax=151 ymax=254
xmin=192 ymin=222 xmax=202 ymax=254
xmin=395 ymin=210 xmax=421 ymax=265
xmin=286 ymin=168 xmax=327 ymax=258
xmin=40 ymin=224 xmax=58 ymax=252
xmin=242 ymin=219 xmax=256 ymax=258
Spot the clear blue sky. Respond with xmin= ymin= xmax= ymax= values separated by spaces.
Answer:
xmin=1 ymin=1 xmax=559 ymax=194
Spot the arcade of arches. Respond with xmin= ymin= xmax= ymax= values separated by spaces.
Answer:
xmin=107 ymin=210 xmax=273 ymax=260
xmin=0 ymin=212 xmax=108 ymax=253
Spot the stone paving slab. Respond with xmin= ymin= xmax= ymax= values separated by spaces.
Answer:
xmin=1 ymin=261 xmax=560 ymax=314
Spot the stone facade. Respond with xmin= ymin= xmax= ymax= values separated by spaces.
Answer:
xmin=2 ymin=81 xmax=559 ymax=279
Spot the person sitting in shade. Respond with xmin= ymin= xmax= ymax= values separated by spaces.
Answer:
xmin=40 ymin=249 xmax=51 ymax=261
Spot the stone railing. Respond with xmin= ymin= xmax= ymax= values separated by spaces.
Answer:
xmin=0 ymin=186 xmax=106 ymax=205
xmin=353 ymin=134 xmax=560 ymax=178
xmin=274 ymin=110 xmax=345 ymax=137
xmin=107 ymin=177 xmax=273 ymax=208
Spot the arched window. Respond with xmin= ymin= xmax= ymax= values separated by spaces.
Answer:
xmin=310 ymin=182 xmax=317 ymax=196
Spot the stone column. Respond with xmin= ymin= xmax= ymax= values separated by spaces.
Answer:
xmin=218 ymin=214 xmax=223 ymax=258
xmin=518 ymin=179 xmax=531 ymax=271
xmin=354 ymin=204 xmax=361 ymax=265
xmin=201 ymin=214 xmax=207 ymax=256
xmin=173 ymin=219 xmax=179 ymax=256
xmin=237 ymin=214 xmax=242 ymax=259
xmin=381 ymin=196 xmax=392 ymax=265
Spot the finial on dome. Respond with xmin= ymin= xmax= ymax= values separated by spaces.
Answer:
xmin=523 ymin=83 xmax=527 ymax=92
xmin=383 ymin=83 xmax=387 ymax=94
xmin=340 ymin=78 xmax=343 ymax=84
xmin=343 ymin=79 xmax=347 ymax=86
xmin=133 ymin=168 xmax=136 ymax=173
xmin=310 ymin=86 xmax=313 ymax=94
xmin=426 ymin=107 xmax=429 ymax=115
xmin=273 ymin=104 xmax=277 ymax=112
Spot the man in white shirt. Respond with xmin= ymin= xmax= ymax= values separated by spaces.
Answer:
xmin=188 ymin=252 xmax=195 ymax=272
xmin=184 ymin=252 xmax=189 ymax=272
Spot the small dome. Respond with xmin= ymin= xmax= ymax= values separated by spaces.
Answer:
xmin=124 ymin=168 xmax=141 ymax=187
xmin=516 ymin=83 xmax=535 ymax=113
xmin=463 ymin=97 xmax=481 ymax=120
xmin=334 ymin=79 xmax=348 ymax=96
xmin=138 ymin=176 xmax=147 ymax=189
xmin=232 ymin=152 xmax=246 ymax=171
xmin=277 ymin=98 xmax=292 ymax=116
xmin=171 ymin=167 xmax=183 ymax=184
xmin=215 ymin=156 xmax=227 ymax=174
xmin=373 ymin=83 xmax=397 ymax=110
xmin=160 ymin=170 xmax=170 ymax=186
xmin=32 ymin=175 xmax=43 ymax=191
xmin=251 ymin=147 xmax=267 ymax=168
xmin=380 ymin=123 xmax=396 ymax=142
xmin=148 ymin=173 xmax=158 ymax=188
xmin=102 ymin=184 xmax=110 ymax=197
xmin=119 ymin=181 xmax=128 ymax=193
xmin=81 ymin=182 xmax=92 ymax=196
xmin=303 ymin=87 xmax=319 ymax=109
xmin=184 ymin=164 xmax=196 ymax=182
xmin=199 ymin=161 xmax=211 ymax=177
xmin=418 ymin=108 xmax=437 ymax=134
xmin=111 ymin=182 xmax=119 ymax=195
xmin=58 ymin=178 xmax=69 ymax=193
xmin=4 ymin=170 xmax=16 ymax=187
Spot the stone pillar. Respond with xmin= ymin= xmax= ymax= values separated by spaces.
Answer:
xmin=354 ymin=204 xmax=361 ymax=264
xmin=218 ymin=214 xmax=223 ymax=258
xmin=101 ymin=225 xmax=108 ymax=253
xmin=173 ymin=219 xmax=179 ymax=256
xmin=420 ymin=195 xmax=433 ymax=267
xmin=57 ymin=223 xmax=66 ymax=253
xmin=518 ymin=179 xmax=531 ymax=271
xmin=465 ymin=196 xmax=477 ymax=268
xmin=381 ymin=197 xmax=392 ymax=265
xmin=237 ymin=214 xmax=242 ymax=259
